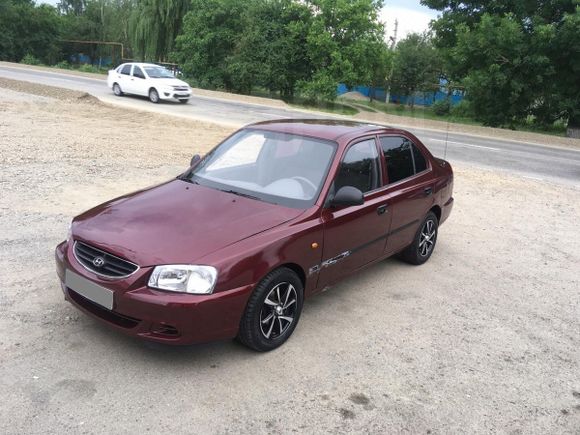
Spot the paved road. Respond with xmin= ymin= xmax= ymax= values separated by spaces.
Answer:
xmin=2 ymin=64 xmax=579 ymax=185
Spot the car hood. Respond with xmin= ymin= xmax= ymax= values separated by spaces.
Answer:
xmin=150 ymin=77 xmax=189 ymax=87
xmin=73 ymin=180 xmax=303 ymax=266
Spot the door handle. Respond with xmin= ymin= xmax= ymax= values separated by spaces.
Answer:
xmin=377 ymin=204 xmax=388 ymax=215
xmin=424 ymin=187 xmax=433 ymax=196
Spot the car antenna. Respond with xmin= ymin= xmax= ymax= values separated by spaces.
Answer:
xmin=444 ymin=116 xmax=450 ymax=160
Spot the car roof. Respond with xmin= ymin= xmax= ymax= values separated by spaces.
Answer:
xmin=122 ymin=62 xmax=164 ymax=68
xmin=246 ymin=119 xmax=397 ymax=142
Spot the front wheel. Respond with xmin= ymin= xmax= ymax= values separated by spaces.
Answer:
xmin=148 ymin=88 xmax=160 ymax=103
xmin=238 ymin=268 xmax=304 ymax=351
xmin=399 ymin=211 xmax=438 ymax=265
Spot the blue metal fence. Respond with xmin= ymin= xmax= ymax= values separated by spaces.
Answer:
xmin=337 ymin=81 xmax=464 ymax=106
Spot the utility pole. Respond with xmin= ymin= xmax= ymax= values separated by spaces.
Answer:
xmin=385 ymin=19 xmax=398 ymax=103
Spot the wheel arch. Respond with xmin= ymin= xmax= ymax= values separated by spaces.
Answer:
xmin=275 ymin=263 xmax=306 ymax=290
xmin=430 ymin=205 xmax=441 ymax=222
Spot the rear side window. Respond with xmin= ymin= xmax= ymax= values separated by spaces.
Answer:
xmin=412 ymin=144 xmax=427 ymax=173
xmin=380 ymin=137 xmax=414 ymax=183
xmin=380 ymin=137 xmax=428 ymax=183
xmin=335 ymin=139 xmax=380 ymax=193
xmin=120 ymin=64 xmax=132 ymax=75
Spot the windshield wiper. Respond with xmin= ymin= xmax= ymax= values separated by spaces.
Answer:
xmin=219 ymin=189 xmax=262 ymax=201
xmin=177 ymin=175 xmax=198 ymax=184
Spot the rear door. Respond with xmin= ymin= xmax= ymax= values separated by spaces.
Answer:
xmin=317 ymin=137 xmax=392 ymax=287
xmin=118 ymin=64 xmax=134 ymax=93
xmin=379 ymin=136 xmax=434 ymax=256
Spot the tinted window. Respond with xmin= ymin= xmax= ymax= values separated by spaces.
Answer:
xmin=120 ymin=64 xmax=132 ymax=75
xmin=412 ymin=144 xmax=427 ymax=173
xmin=133 ymin=66 xmax=145 ymax=79
xmin=380 ymin=137 xmax=414 ymax=183
xmin=335 ymin=139 xmax=380 ymax=193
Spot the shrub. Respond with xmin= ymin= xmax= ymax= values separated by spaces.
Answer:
xmin=78 ymin=64 xmax=101 ymax=73
xmin=54 ymin=60 xmax=71 ymax=69
xmin=450 ymin=100 xmax=473 ymax=118
xmin=21 ymin=54 xmax=41 ymax=65
xmin=431 ymin=99 xmax=451 ymax=116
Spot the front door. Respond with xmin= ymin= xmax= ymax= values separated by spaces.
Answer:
xmin=317 ymin=138 xmax=392 ymax=288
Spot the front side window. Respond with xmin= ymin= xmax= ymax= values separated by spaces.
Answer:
xmin=120 ymin=64 xmax=132 ymax=75
xmin=185 ymin=130 xmax=337 ymax=208
xmin=334 ymin=139 xmax=380 ymax=194
xmin=133 ymin=66 xmax=145 ymax=79
xmin=380 ymin=137 xmax=415 ymax=183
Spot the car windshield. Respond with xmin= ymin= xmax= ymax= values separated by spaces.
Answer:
xmin=184 ymin=129 xmax=337 ymax=208
xmin=143 ymin=66 xmax=175 ymax=78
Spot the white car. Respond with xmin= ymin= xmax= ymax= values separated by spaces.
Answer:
xmin=107 ymin=62 xmax=191 ymax=104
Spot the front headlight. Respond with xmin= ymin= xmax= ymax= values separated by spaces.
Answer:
xmin=148 ymin=265 xmax=217 ymax=294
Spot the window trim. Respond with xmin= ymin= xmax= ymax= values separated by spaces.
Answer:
xmin=120 ymin=63 xmax=133 ymax=76
xmin=323 ymin=135 xmax=383 ymax=208
xmin=132 ymin=66 xmax=146 ymax=79
xmin=378 ymin=134 xmax=431 ymax=187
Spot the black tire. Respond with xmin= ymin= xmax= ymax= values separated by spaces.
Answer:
xmin=399 ymin=211 xmax=438 ymax=265
xmin=149 ymin=88 xmax=160 ymax=103
xmin=178 ymin=99 xmax=189 ymax=104
xmin=238 ymin=267 xmax=304 ymax=351
xmin=112 ymin=83 xmax=123 ymax=96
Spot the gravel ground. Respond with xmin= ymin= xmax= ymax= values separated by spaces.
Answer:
xmin=0 ymin=88 xmax=579 ymax=434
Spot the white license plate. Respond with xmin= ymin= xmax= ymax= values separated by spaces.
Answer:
xmin=65 ymin=270 xmax=114 ymax=310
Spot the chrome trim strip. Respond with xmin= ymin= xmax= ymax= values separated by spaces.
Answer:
xmin=73 ymin=241 xmax=140 ymax=280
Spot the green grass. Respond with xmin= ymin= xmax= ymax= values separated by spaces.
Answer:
xmin=289 ymin=97 xmax=359 ymax=116
xmin=355 ymin=100 xmax=567 ymax=136
xmin=358 ymin=100 xmax=481 ymax=126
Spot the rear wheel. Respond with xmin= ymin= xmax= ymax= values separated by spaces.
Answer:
xmin=112 ymin=83 xmax=123 ymax=96
xmin=149 ymin=88 xmax=160 ymax=103
xmin=238 ymin=267 xmax=304 ymax=351
xmin=399 ymin=211 xmax=438 ymax=265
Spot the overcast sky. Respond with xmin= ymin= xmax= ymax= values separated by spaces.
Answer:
xmin=38 ymin=0 xmax=439 ymax=41
xmin=380 ymin=0 xmax=439 ymax=41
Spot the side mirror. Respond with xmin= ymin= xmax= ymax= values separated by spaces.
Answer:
xmin=190 ymin=154 xmax=201 ymax=167
xmin=330 ymin=186 xmax=364 ymax=208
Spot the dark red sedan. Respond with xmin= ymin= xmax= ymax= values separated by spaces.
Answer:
xmin=55 ymin=120 xmax=453 ymax=351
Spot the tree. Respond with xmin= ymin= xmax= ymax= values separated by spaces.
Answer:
xmin=423 ymin=0 xmax=580 ymax=129
xmin=130 ymin=0 xmax=189 ymax=61
xmin=0 ymin=0 xmax=63 ymax=64
xmin=173 ymin=0 xmax=247 ymax=90
xmin=389 ymin=33 xmax=440 ymax=107
xmin=300 ymin=0 xmax=388 ymax=100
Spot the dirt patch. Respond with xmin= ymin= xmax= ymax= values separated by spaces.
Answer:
xmin=0 ymin=77 xmax=100 ymax=103
xmin=338 ymin=91 xmax=369 ymax=101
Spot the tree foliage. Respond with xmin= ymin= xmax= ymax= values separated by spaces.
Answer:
xmin=423 ymin=0 xmax=580 ymax=128
xmin=130 ymin=0 xmax=190 ymax=61
xmin=389 ymin=33 xmax=440 ymax=107
xmin=0 ymin=0 xmax=63 ymax=64
xmin=174 ymin=0 xmax=389 ymax=100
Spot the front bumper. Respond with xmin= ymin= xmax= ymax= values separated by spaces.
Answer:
xmin=55 ymin=240 xmax=253 ymax=345
xmin=160 ymin=91 xmax=191 ymax=101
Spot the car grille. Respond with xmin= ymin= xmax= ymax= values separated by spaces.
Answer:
xmin=73 ymin=241 xmax=139 ymax=278
xmin=173 ymin=86 xmax=189 ymax=91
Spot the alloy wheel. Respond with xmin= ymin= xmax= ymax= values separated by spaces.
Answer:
xmin=419 ymin=219 xmax=436 ymax=257
xmin=259 ymin=282 xmax=297 ymax=340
